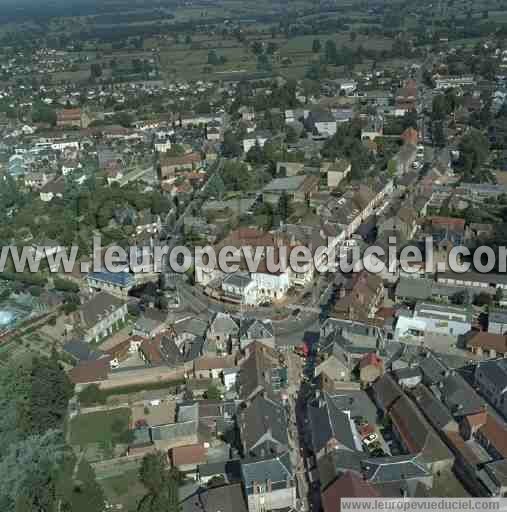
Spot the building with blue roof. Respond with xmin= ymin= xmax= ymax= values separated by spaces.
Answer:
xmin=87 ymin=270 xmax=136 ymax=298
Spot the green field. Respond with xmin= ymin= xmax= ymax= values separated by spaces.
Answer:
xmin=70 ymin=408 xmax=131 ymax=446
xmin=156 ymin=29 xmax=394 ymax=81
xmin=100 ymin=468 xmax=146 ymax=511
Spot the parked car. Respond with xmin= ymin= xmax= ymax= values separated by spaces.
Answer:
xmin=363 ymin=433 xmax=378 ymax=446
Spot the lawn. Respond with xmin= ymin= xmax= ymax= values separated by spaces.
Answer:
xmin=78 ymin=378 xmax=185 ymax=406
xmin=280 ymin=33 xmax=393 ymax=54
xmin=70 ymin=408 xmax=131 ymax=447
xmin=100 ymin=468 xmax=147 ymax=511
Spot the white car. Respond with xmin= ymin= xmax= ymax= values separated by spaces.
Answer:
xmin=363 ymin=433 xmax=378 ymax=446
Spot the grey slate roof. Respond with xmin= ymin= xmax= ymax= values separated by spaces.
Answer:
xmin=390 ymin=394 xmax=454 ymax=466
xmin=489 ymin=309 xmax=507 ymax=325
xmin=410 ymin=384 xmax=456 ymax=431
xmin=63 ymin=340 xmax=102 ymax=362
xmin=240 ymin=394 xmax=288 ymax=455
xmin=79 ymin=291 xmax=124 ymax=328
xmin=263 ymin=175 xmax=307 ymax=193
xmin=238 ymin=345 xmax=278 ymax=401
xmin=223 ymin=272 xmax=253 ymax=289
xmin=371 ymin=374 xmax=403 ymax=411
xmin=362 ymin=455 xmax=430 ymax=483
xmin=134 ymin=315 xmax=163 ymax=334
xmin=241 ymin=452 xmax=293 ymax=488
xmin=309 ymin=392 xmax=361 ymax=453
xmin=317 ymin=449 xmax=366 ymax=489
xmin=395 ymin=278 xmax=433 ymax=301
xmin=183 ymin=336 xmax=205 ymax=362
xmin=438 ymin=373 xmax=485 ymax=417
xmin=482 ymin=459 xmax=507 ymax=487
xmin=181 ymin=483 xmax=247 ymax=512
xmin=326 ymin=390 xmax=377 ymax=424
xmin=178 ymin=403 xmax=199 ymax=423
xmin=175 ymin=317 xmax=208 ymax=338
xmin=209 ymin=312 xmax=240 ymax=336
xmin=150 ymin=420 xmax=197 ymax=441
xmin=417 ymin=352 xmax=448 ymax=385
xmin=240 ymin=318 xmax=274 ymax=340
xmin=477 ymin=358 xmax=507 ymax=390
xmin=198 ymin=459 xmax=242 ymax=481
xmin=393 ymin=366 xmax=422 ymax=382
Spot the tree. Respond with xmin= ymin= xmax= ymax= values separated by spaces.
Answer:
xmin=286 ymin=124 xmax=299 ymax=143
xmin=387 ymin=159 xmax=397 ymax=177
xmin=0 ymin=430 xmax=65 ymax=511
xmin=246 ymin=140 xmax=266 ymax=165
xmin=113 ymin=111 xmax=133 ymax=128
xmin=222 ymin=131 xmax=242 ymax=158
xmin=207 ymin=50 xmax=219 ymax=66
xmin=63 ymin=302 xmax=78 ymax=315
xmin=78 ymin=384 xmax=105 ymax=406
xmin=220 ymin=161 xmax=255 ymax=192
xmin=90 ymin=63 xmax=102 ymax=78
xmin=32 ymin=102 xmax=56 ymax=126
xmin=54 ymin=277 xmax=79 ymax=293
xmin=278 ymin=191 xmax=292 ymax=223
xmin=267 ymin=42 xmax=277 ymax=55
xmin=324 ymin=39 xmax=337 ymax=64
xmin=254 ymin=202 xmax=274 ymax=231
xmin=205 ymin=174 xmax=226 ymax=200
xmin=204 ymin=384 xmax=221 ymax=400
xmin=312 ymin=39 xmax=321 ymax=53
xmin=458 ymin=129 xmax=490 ymax=179
xmin=16 ymin=350 xmax=73 ymax=436
xmin=256 ymin=53 xmax=271 ymax=72
xmin=451 ymin=290 xmax=470 ymax=306
xmin=138 ymin=452 xmax=181 ymax=512
xmin=474 ymin=293 xmax=492 ymax=307
xmin=251 ymin=41 xmax=263 ymax=55
xmin=138 ymin=484 xmax=180 ymax=512
xmin=432 ymin=121 xmax=446 ymax=148
xmin=139 ymin=452 xmax=167 ymax=495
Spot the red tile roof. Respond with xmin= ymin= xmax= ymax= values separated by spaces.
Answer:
xmin=446 ymin=431 xmax=482 ymax=465
xmin=68 ymin=357 xmax=111 ymax=384
xmin=161 ymin=152 xmax=202 ymax=167
xmin=171 ymin=444 xmax=207 ymax=467
xmin=194 ymin=355 xmax=236 ymax=371
xmin=139 ymin=338 xmax=163 ymax=365
xmin=429 ymin=216 xmax=465 ymax=230
xmin=58 ymin=108 xmax=81 ymax=121
xmin=322 ymin=472 xmax=380 ymax=512
xmin=467 ymin=332 xmax=507 ymax=354
xmin=359 ymin=352 xmax=383 ymax=369
xmin=465 ymin=411 xmax=487 ymax=429
xmin=479 ymin=415 xmax=507 ymax=458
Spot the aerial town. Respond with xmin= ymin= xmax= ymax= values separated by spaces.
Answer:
xmin=2 ymin=0 xmax=507 ymax=510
